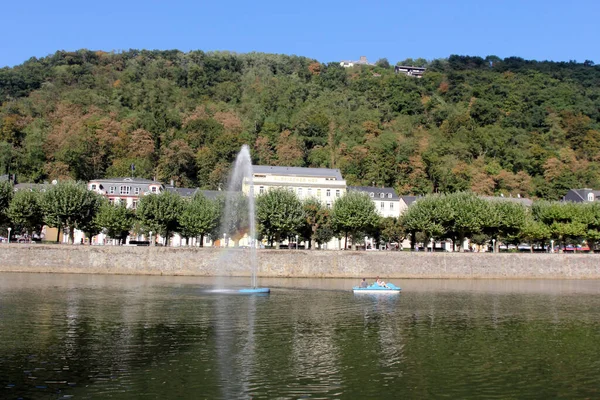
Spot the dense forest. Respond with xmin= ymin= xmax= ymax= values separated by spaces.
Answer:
xmin=1 ymin=50 xmax=599 ymax=200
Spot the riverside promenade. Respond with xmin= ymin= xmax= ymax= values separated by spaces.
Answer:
xmin=1 ymin=244 xmax=599 ymax=279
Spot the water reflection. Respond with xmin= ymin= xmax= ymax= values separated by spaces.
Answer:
xmin=1 ymin=273 xmax=600 ymax=399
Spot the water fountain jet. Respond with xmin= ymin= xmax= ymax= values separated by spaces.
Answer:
xmin=220 ymin=145 xmax=269 ymax=294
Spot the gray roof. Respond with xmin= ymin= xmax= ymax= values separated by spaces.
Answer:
xmin=253 ymin=165 xmax=343 ymax=180
xmin=481 ymin=195 xmax=533 ymax=206
xmin=349 ymin=186 xmax=399 ymax=200
xmin=89 ymin=177 xmax=157 ymax=184
xmin=563 ymin=188 xmax=600 ymax=202
xmin=165 ymin=187 xmax=199 ymax=198
xmin=401 ymin=195 xmax=418 ymax=206
xmin=14 ymin=183 xmax=51 ymax=191
xmin=199 ymin=190 xmax=226 ymax=200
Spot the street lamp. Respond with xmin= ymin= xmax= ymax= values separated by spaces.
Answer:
xmin=365 ymin=236 xmax=368 ymax=251
xmin=7 ymin=227 xmax=11 ymax=244
xmin=550 ymin=239 xmax=554 ymax=253
xmin=296 ymin=234 xmax=299 ymax=250
xmin=492 ymin=239 xmax=496 ymax=253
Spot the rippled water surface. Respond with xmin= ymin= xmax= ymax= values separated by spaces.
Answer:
xmin=1 ymin=274 xmax=600 ymax=399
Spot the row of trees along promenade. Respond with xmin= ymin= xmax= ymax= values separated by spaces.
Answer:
xmin=2 ymin=180 xmax=600 ymax=252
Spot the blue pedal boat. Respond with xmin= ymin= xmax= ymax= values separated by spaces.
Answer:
xmin=353 ymin=283 xmax=401 ymax=294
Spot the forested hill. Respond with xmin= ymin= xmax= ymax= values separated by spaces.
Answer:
xmin=1 ymin=50 xmax=600 ymax=200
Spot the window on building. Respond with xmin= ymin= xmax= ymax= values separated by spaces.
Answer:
xmin=134 ymin=187 xmax=140 ymax=195
xmin=151 ymin=187 xmax=157 ymax=193
xmin=380 ymin=202 xmax=385 ymax=209
xmin=370 ymin=192 xmax=374 ymax=197
xmin=108 ymin=198 xmax=114 ymax=205
xmin=91 ymin=184 xmax=96 ymax=190
xmin=588 ymin=193 xmax=594 ymax=201
xmin=307 ymin=188 xmax=312 ymax=197
xmin=259 ymin=186 xmax=264 ymax=194
xmin=109 ymin=187 xmax=115 ymax=194
xmin=335 ymin=190 xmax=340 ymax=198
xmin=390 ymin=202 xmax=394 ymax=210
xmin=120 ymin=186 xmax=131 ymax=195
xmin=380 ymin=193 xmax=384 ymax=198
xmin=298 ymin=188 xmax=303 ymax=197
xmin=132 ymin=200 xmax=138 ymax=209
xmin=326 ymin=189 xmax=331 ymax=197
xmin=317 ymin=189 xmax=321 ymax=197
xmin=326 ymin=201 xmax=332 ymax=209
xmin=387 ymin=193 xmax=392 ymax=198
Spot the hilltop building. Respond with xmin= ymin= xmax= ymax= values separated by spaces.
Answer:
xmin=340 ymin=56 xmax=374 ymax=68
xmin=394 ymin=65 xmax=426 ymax=77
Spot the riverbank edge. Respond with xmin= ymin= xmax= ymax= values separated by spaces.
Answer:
xmin=1 ymin=244 xmax=599 ymax=279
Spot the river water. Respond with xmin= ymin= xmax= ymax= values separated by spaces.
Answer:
xmin=1 ymin=273 xmax=599 ymax=399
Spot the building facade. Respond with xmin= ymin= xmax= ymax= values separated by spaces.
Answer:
xmin=87 ymin=177 xmax=164 ymax=209
xmin=562 ymin=188 xmax=600 ymax=203
xmin=394 ymin=65 xmax=426 ymax=77
xmin=246 ymin=166 xmax=347 ymax=208
xmin=340 ymin=56 xmax=375 ymax=68
xmin=348 ymin=186 xmax=401 ymax=218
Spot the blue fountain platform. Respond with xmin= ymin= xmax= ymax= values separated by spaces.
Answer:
xmin=238 ymin=288 xmax=270 ymax=294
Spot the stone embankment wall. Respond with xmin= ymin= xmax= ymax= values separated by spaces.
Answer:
xmin=0 ymin=244 xmax=599 ymax=279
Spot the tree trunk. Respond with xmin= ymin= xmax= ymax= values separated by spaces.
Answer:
xmin=165 ymin=230 xmax=170 ymax=246
xmin=56 ymin=226 xmax=61 ymax=244
xmin=344 ymin=232 xmax=348 ymax=250
xmin=68 ymin=226 xmax=75 ymax=245
xmin=530 ymin=246 xmax=533 ymax=253
xmin=200 ymin=234 xmax=204 ymax=247
xmin=275 ymin=233 xmax=280 ymax=250
xmin=351 ymin=234 xmax=357 ymax=251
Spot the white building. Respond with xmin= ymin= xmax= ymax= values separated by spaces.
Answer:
xmin=246 ymin=166 xmax=347 ymax=209
xmin=87 ymin=177 xmax=164 ymax=209
xmin=348 ymin=186 xmax=401 ymax=218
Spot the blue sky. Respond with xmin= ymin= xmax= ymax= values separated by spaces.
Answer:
xmin=2 ymin=0 xmax=598 ymax=67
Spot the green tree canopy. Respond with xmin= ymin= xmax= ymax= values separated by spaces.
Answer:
xmin=95 ymin=202 xmax=135 ymax=244
xmin=256 ymin=188 xmax=304 ymax=249
xmin=41 ymin=181 xmax=103 ymax=244
xmin=331 ymin=191 xmax=379 ymax=250
xmin=7 ymin=189 xmax=44 ymax=236
xmin=137 ymin=190 xmax=184 ymax=246
xmin=178 ymin=193 xmax=221 ymax=246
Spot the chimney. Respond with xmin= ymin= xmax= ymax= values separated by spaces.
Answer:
xmin=360 ymin=56 xmax=367 ymax=62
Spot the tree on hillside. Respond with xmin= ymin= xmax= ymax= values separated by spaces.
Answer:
xmin=137 ymin=191 xmax=184 ymax=246
xmin=331 ymin=191 xmax=379 ymax=251
xmin=256 ymin=188 xmax=304 ymax=249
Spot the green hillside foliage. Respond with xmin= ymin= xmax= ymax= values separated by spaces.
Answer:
xmin=1 ymin=50 xmax=599 ymax=199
